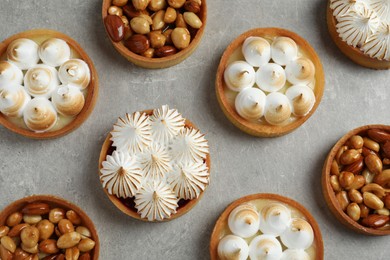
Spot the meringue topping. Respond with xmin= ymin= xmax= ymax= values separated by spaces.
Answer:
xmin=285 ymin=85 xmax=316 ymax=117
xmin=52 ymin=84 xmax=85 ymax=117
xmin=7 ymin=38 xmax=39 ymax=70
xmin=224 ymin=61 xmax=256 ymax=92
xmin=281 ymin=249 xmax=310 ymax=260
xmin=259 ymin=203 xmax=292 ymax=236
xmin=58 ymin=59 xmax=91 ymax=89
xmin=285 ymin=57 xmax=315 ymax=85
xmin=228 ymin=204 xmax=260 ymax=238
xmin=24 ymin=64 xmax=59 ymax=98
xmin=217 ymin=235 xmax=249 ymax=260
xmin=39 ymin=38 xmax=71 ymax=67
xmin=370 ymin=0 xmax=390 ymax=22
xmin=264 ymin=92 xmax=292 ymax=125
xmin=362 ymin=23 xmax=390 ymax=60
xmin=256 ymin=63 xmax=286 ymax=92
xmin=235 ymin=87 xmax=266 ymax=121
xmin=168 ymin=161 xmax=209 ymax=200
xmin=100 ymin=150 xmax=143 ymax=198
xmin=110 ymin=112 xmax=152 ymax=154
xmin=23 ymin=97 xmax=58 ymax=132
xmin=139 ymin=143 xmax=172 ymax=182
xmin=336 ymin=6 xmax=380 ymax=47
xmin=330 ymin=0 xmax=369 ymax=19
xmin=271 ymin=37 xmax=298 ymax=65
xmin=242 ymin=37 xmax=271 ymax=67
xmin=170 ymin=127 xmax=209 ymax=164
xmin=149 ymin=105 xmax=185 ymax=145
xmin=0 ymin=85 xmax=31 ymax=118
xmin=249 ymin=234 xmax=283 ymax=260
xmin=0 ymin=61 xmax=24 ymax=87
xmin=280 ymin=218 xmax=314 ymax=250
xmin=134 ymin=181 xmax=179 ymax=221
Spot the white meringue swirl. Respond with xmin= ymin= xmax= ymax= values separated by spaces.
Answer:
xmin=224 ymin=61 xmax=256 ymax=92
xmin=271 ymin=37 xmax=298 ymax=65
xmin=285 ymin=85 xmax=316 ymax=117
xmin=371 ymin=0 xmax=390 ymax=22
xmin=38 ymin=38 xmax=71 ymax=67
xmin=259 ymin=203 xmax=292 ymax=236
xmin=0 ymin=85 xmax=31 ymax=118
xmin=249 ymin=234 xmax=283 ymax=260
xmin=330 ymin=0 xmax=369 ymax=19
xmin=51 ymin=84 xmax=85 ymax=117
xmin=280 ymin=218 xmax=314 ymax=250
xmin=242 ymin=37 xmax=271 ymax=67
xmin=281 ymin=249 xmax=310 ymax=260
xmin=256 ymin=63 xmax=286 ymax=92
xmin=139 ymin=143 xmax=172 ymax=182
xmin=0 ymin=61 xmax=24 ymax=88
xmin=7 ymin=38 xmax=39 ymax=70
xmin=285 ymin=57 xmax=315 ymax=85
xmin=362 ymin=23 xmax=390 ymax=60
xmin=24 ymin=64 xmax=59 ymax=98
xmin=23 ymin=97 xmax=58 ymax=132
xmin=228 ymin=203 xmax=260 ymax=238
xmin=235 ymin=87 xmax=266 ymax=121
xmin=218 ymin=235 xmax=249 ymax=260
xmin=58 ymin=59 xmax=91 ymax=89
xmin=264 ymin=92 xmax=292 ymax=125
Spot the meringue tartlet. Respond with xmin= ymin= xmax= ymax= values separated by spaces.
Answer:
xmin=210 ymin=194 xmax=324 ymax=260
xmin=216 ymin=28 xmax=325 ymax=137
xmin=98 ymin=105 xmax=211 ymax=222
xmin=0 ymin=29 xmax=98 ymax=139
xmin=327 ymin=0 xmax=390 ymax=69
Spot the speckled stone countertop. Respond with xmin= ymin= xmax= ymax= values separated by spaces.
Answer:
xmin=1 ymin=0 xmax=389 ymax=259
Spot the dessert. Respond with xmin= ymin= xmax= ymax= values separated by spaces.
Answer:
xmin=322 ymin=125 xmax=390 ymax=235
xmin=0 ymin=195 xmax=99 ymax=259
xmin=328 ymin=0 xmax=390 ymax=69
xmin=210 ymin=194 xmax=323 ymax=260
xmin=216 ymin=28 xmax=324 ymax=137
xmin=99 ymin=105 xmax=210 ymax=221
xmin=102 ymin=0 xmax=207 ymax=68
xmin=0 ymin=29 xmax=98 ymax=139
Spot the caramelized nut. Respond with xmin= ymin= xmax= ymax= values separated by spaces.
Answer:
xmin=104 ymin=15 xmax=125 ymax=42
xmin=149 ymin=0 xmax=167 ymax=11
xmin=183 ymin=12 xmax=202 ymax=28
xmin=168 ymin=0 xmax=185 ymax=8
xmin=75 ymin=226 xmax=91 ymax=238
xmin=123 ymin=5 xmax=145 ymax=18
xmin=175 ymin=13 xmax=187 ymax=28
xmin=348 ymin=189 xmax=363 ymax=204
xmin=384 ymin=194 xmax=390 ymax=209
xmin=113 ymin=0 xmax=129 ymax=6
xmin=171 ymin=27 xmax=191 ymax=49
xmin=347 ymin=175 xmax=365 ymax=190
xmin=6 ymin=212 xmax=23 ymax=227
xmin=330 ymin=175 xmax=342 ymax=192
xmin=367 ymin=129 xmax=390 ymax=143
xmin=139 ymin=14 xmax=153 ymax=25
xmin=155 ymin=45 xmax=177 ymax=57
xmin=58 ymin=219 xmax=75 ymax=234
xmin=1 ymin=236 xmax=16 ymax=253
xmin=0 ymin=245 xmax=13 ymax=260
xmin=108 ymin=5 xmax=123 ymax=16
xmin=125 ymin=34 xmax=150 ymax=54
xmin=375 ymin=208 xmax=390 ymax=216
xmin=21 ymin=243 xmax=38 ymax=254
xmin=8 ymin=223 xmax=29 ymax=237
xmin=336 ymin=191 xmax=349 ymax=211
xmin=22 ymin=203 xmax=50 ymax=215
xmin=79 ymin=253 xmax=91 ymax=260
xmin=359 ymin=203 xmax=370 ymax=218
xmin=132 ymin=0 xmax=150 ymax=10
xmin=142 ymin=48 xmax=155 ymax=58
xmin=49 ymin=208 xmax=65 ymax=224
xmin=121 ymin=15 xmax=130 ymax=27
xmin=66 ymin=211 xmax=82 ymax=226
xmin=343 ymin=157 xmax=363 ymax=174
xmin=149 ymin=31 xmax=166 ymax=48
xmin=184 ymin=0 xmax=201 ymax=13
xmin=330 ymin=160 xmax=340 ymax=175
xmin=65 ymin=247 xmax=80 ymax=260
xmin=37 ymin=220 xmax=55 ymax=241
xmin=347 ymin=135 xmax=364 ymax=149
xmin=39 ymin=239 xmax=59 ymax=254
xmin=364 ymin=154 xmax=383 ymax=175
xmin=338 ymin=171 xmax=354 ymax=189
xmin=77 ymin=238 xmax=96 ymax=252
xmin=362 ymin=146 xmax=379 ymax=157
xmin=163 ymin=29 xmax=173 ymax=44
xmin=130 ymin=16 xmax=150 ymax=34
xmin=152 ymin=10 xmax=166 ymax=30
xmin=363 ymin=137 xmax=380 ymax=152
xmin=347 ymin=203 xmax=361 ymax=221
xmin=14 ymin=247 xmax=31 ymax=258
xmin=57 ymin=232 xmax=81 ymax=249
xmin=361 ymin=183 xmax=386 ymax=198
xmin=382 ymin=141 xmax=390 ymax=158
xmin=164 ymin=7 xmax=177 ymax=23
xmin=339 ymin=149 xmax=361 ymax=165
xmin=363 ymin=192 xmax=384 ymax=210
xmin=0 ymin=226 xmax=9 ymax=238
xmin=23 ymin=215 xmax=42 ymax=225
xmin=361 ymin=214 xmax=389 ymax=228
xmin=362 ymin=168 xmax=375 ymax=184
xmin=21 ymin=226 xmax=39 ymax=248
xmin=374 ymin=169 xmax=390 ymax=188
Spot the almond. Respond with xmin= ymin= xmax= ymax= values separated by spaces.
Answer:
xmin=367 ymin=129 xmax=390 ymax=143
xmin=361 ymin=214 xmax=389 ymax=228
xmin=184 ymin=0 xmax=201 ymax=13
xmin=343 ymin=157 xmax=363 ymax=174
xmin=21 ymin=202 xmax=50 ymax=215
xmin=155 ymin=45 xmax=178 ymax=57
xmin=125 ymin=34 xmax=150 ymax=54
xmin=382 ymin=141 xmax=390 ymax=158
xmin=104 ymin=15 xmax=125 ymax=42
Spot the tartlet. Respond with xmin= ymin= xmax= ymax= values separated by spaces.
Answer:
xmin=210 ymin=193 xmax=324 ymax=260
xmin=0 ymin=29 xmax=98 ymax=139
xmin=216 ymin=28 xmax=325 ymax=137
xmin=0 ymin=195 xmax=99 ymax=259
xmin=98 ymin=105 xmax=211 ymax=222
xmin=327 ymin=0 xmax=390 ymax=69
xmin=102 ymin=0 xmax=207 ymax=69
xmin=322 ymin=124 xmax=390 ymax=235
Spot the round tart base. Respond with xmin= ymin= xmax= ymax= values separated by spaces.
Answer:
xmin=215 ymin=27 xmax=325 ymax=137
xmin=0 ymin=194 xmax=100 ymax=259
xmin=209 ymin=193 xmax=324 ymax=260
xmin=101 ymin=0 xmax=207 ymax=69
xmin=98 ymin=110 xmax=211 ymax=222
xmin=0 ymin=29 xmax=99 ymax=139
xmin=322 ymin=124 xmax=390 ymax=235
xmin=327 ymin=4 xmax=390 ymax=70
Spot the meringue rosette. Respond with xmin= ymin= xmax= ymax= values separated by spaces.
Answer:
xmin=134 ymin=181 xmax=179 ymax=221
xmin=256 ymin=63 xmax=286 ymax=92
xmin=0 ymin=84 xmax=30 ymax=118
xmin=235 ymin=88 xmax=266 ymax=121
xmin=52 ymin=84 xmax=85 ymax=117
xmin=280 ymin=218 xmax=314 ymax=250
xmin=280 ymin=249 xmax=310 ymax=260
xmin=101 ymin=106 xmax=210 ymax=221
xmin=249 ymin=234 xmax=283 ymax=260
xmin=24 ymin=64 xmax=59 ymax=98
xmin=6 ymin=38 xmax=39 ymax=70
xmin=259 ymin=203 xmax=291 ymax=236
xmin=59 ymin=59 xmax=91 ymax=89
xmin=264 ymin=92 xmax=292 ymax=125
xmin=228 ymin=204 xmax=260 ymax=238
xmin=285 ymin=85 xmax=316 ymax=117
xmin=285 ymin=57 xmax=315 ymax=85
xmin=0 ymin=61 xmax=24 ymax=88
xmin=271 ymin=37 xmax=298 ymax=65
xmin=39 ymin=38 xmax=71 ymax=67
xmin=242 ymin=37 xmax=271 ymax=67
xmin=217 ymin=235 xmax=249 ymax=260
xmin=23 ymin=97 xmax=58 ymax=132
xmin=224 ymin=61 xmax=256 ymax=92
xmin=100 ymin=150 xmax=143 ymax=198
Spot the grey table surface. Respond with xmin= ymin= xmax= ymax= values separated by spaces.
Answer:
xmin=0 ymin=0 xmax=389 ymax=259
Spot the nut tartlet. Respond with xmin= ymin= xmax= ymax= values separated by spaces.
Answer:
xmin=102 ymin=0 xmax=207 ymax=69
xmin=216 ymin=28 xmax=325 ymax=137
xmin=0 ymin=29 xmax=98 ymax=139
xmin=322 ymin=124 xmax=390 ymax=235
xmin=210 ymin=193 xmax=324 ymax=260
xmin=0 ymin=195 xmax=99 ymax=259
xmin=98 ymin=105 xmax=210 ymax=222
xmin=327 ymin=0 xmax=390 ymax=69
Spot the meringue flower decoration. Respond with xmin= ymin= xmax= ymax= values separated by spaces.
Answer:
xmin=370 ymin=0 xmax=390 ymax=22
xmin=149 ymin=105 xmax=185 ymax=145
xmin=110 ymin=112 xmax=152 ymax=154
xmin=134 ymin=181 xmax=179 ymax=221
xmin=139 ymin=143 xmax=172 ymax=182
xmin=168 ymin=161 xmax=209 ymax=200
xmin=100 ymin=150 xmax=143 ymax=198
xmin=218 ymin=235 xmax=249 ymax=260
xmin=330 ymin=0 xmax=369 ymax=19
xmin=362 ymin=23 xmax=390 ymax=60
